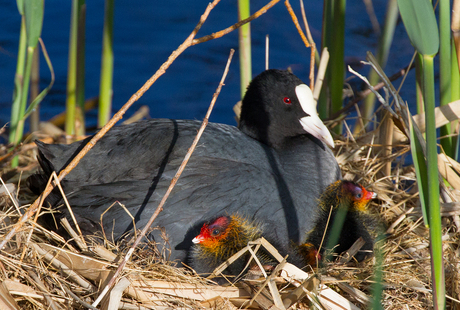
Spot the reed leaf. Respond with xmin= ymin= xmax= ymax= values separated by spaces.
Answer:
xmin=439 ymin=0 xmax=453 ymax=156
xmin=398 ymin=1 xmax=444 ymax=308
xmin=397 ymin=0 xmax=439 ymax=56
xmin=98 ymin=0 xmax=115 ymax=127
xmin=23 ymin=40 xmax=55 ymax=120
xmin=66 ymin=0 xmax=86 ymax=136
xmin=409 ymin=109 xmax=429 ymax=225
xmin=328 ymin=0 xmax=345 ymax=134
xmin=9 ymin=0 xmax=44 ymax=167
xmin=238 ymin=0 xmax=252 ymax=99
xmin=359 ymin=0 xmax=398 ymax=132
xmin=24 ymin=0 xmax=43 ymax=48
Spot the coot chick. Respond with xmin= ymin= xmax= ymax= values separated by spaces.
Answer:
xmin=297 ymin=242 xmax=321 ymax=267
xmin=302 ymin=180 xmax=378 ymax=263
xmin=191 ymin=215 xmax=265 ymax=277
xmin=28 ymin=69 xmax=341 ymax=265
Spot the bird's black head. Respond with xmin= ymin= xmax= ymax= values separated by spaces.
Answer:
xmin=238 ymin=69 xmax=334 ymax=148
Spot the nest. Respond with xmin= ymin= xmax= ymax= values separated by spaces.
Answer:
xmin=0 ymin=119 xmax=459 ymax=310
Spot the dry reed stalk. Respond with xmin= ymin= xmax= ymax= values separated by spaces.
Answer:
xmin=284 ymin=0 xmax=315 ymax=89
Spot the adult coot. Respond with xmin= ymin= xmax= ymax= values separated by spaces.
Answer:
xmin=28 ymin=69 xmax=341 ymax=264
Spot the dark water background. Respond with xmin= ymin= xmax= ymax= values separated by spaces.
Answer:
xmin=0 ymin=0 xmax=417 ymax=132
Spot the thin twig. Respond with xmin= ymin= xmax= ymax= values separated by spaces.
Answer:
xmin=284 ymin=0 xmax=315 ymax=89
xmin=299 ymin=0 xmax=314 ymax=45
xmin=313 ymin=48 xmax=329 ymax=101
xmin=100 ymin=201 xmax=137 ymax=242
xmin=52 ymin=171 xmax=87 ymax=246
xmin=62 ymin=285 xmax=98 ymax=310
xmin=92 ymin=49 xmax=235 ymax=307
xmin=0 ymin=177 xmax=20 ymax=214
xmin=348 ymin=66 xmax=397 ymax=118
xmin=191 ymin=0 xmax=281 ymax=45
xmin=18 ymin=174 xmax=50 ymax=268
xmin=317 ymin=205 xmax=334 ymax=266
xmin=326 ymin=62 xmax=415 ymax=121
xmin=60 ymin=218 xmax=87 ymax=252
xmin=387 ymin=206 xmax=415 ymax=234
xmin=284 ymin=0 xmax=310 ymax=49
xmin=26 ymin=270 xmax=63 ymax=310
xmin=247 ymin=257 xmax=287 ymax=308
xmin=31 ymin=243 xmax=94 ymax=291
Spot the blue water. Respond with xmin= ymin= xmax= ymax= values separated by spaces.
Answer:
xmin=0 ymin=0 xmax=416 ymax=131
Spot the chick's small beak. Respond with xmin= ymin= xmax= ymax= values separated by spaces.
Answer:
xmin=367 ymin=190 xmax=377 ymax=200
xmin=296 ymin=84 xmax=335 ymax=148
xmin=192 ymin=235 xmax=204 ymax=244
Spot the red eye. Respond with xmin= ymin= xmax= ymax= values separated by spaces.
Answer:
xmin=283 ymin=97 xmax=291 ymax=105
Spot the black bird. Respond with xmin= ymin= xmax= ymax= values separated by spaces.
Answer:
xmin=28 ymin=69 xmax=341 ymax=265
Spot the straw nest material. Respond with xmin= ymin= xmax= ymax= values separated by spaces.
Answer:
xmin=0 ymin=117 xmax=459 ymax=310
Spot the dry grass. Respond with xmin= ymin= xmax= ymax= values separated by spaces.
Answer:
xmin=0 ymin=119 xmax=459 ymax=309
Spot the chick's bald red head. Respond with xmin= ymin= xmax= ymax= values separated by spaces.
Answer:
xmin=192 ymin=216 xmax=231 ymax=245
xmin=340 ymin=181 xmax=377 ymax=212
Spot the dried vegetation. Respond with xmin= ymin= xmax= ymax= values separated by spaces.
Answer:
xmin=1 ymin=113 xmax=459 ymax=309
